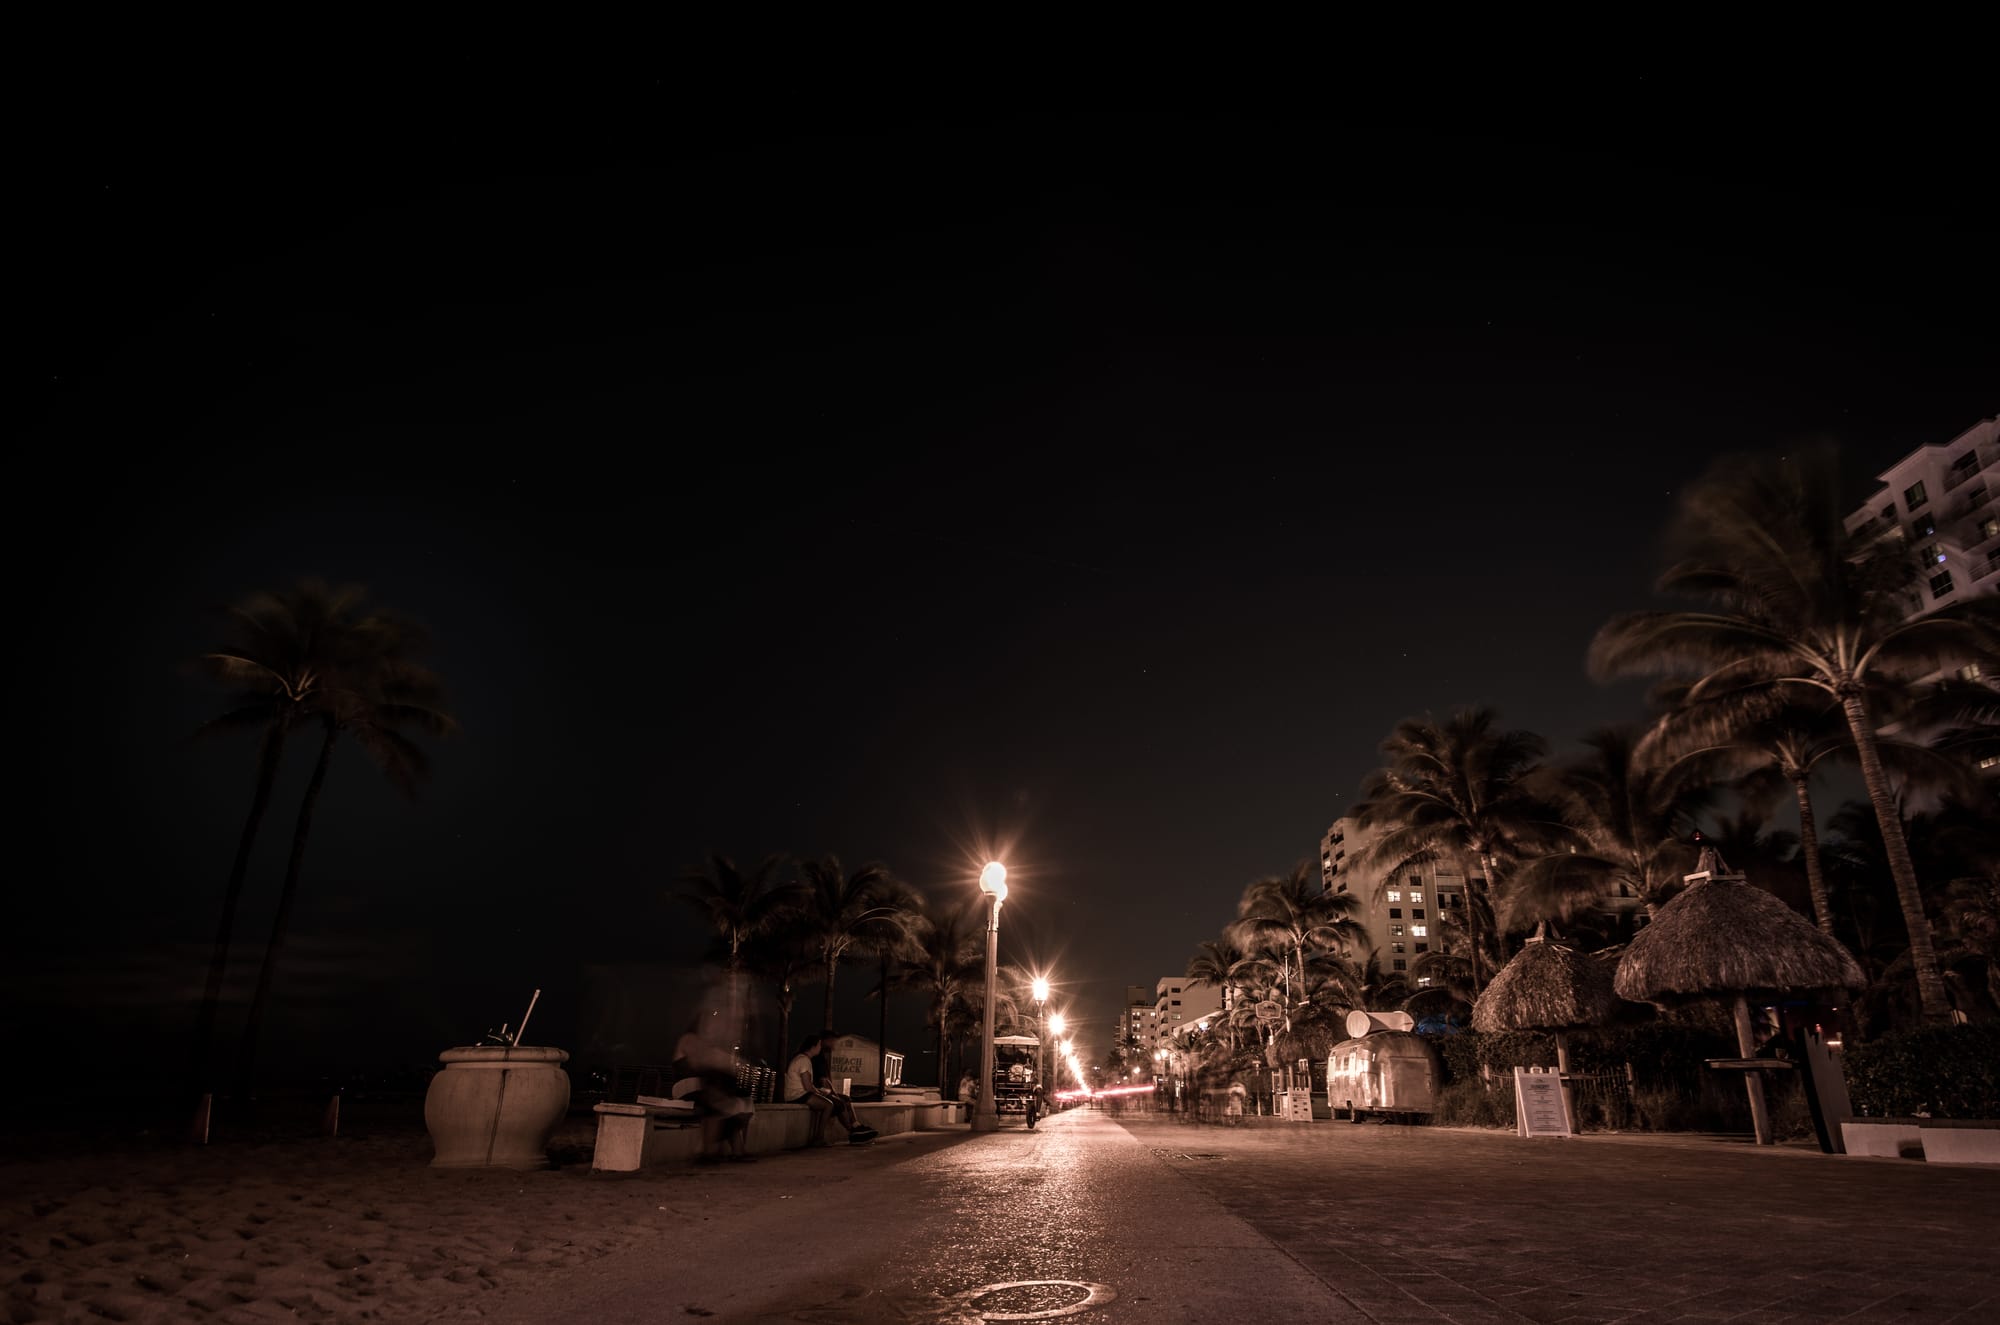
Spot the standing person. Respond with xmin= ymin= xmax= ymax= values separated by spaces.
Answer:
xmin=1226 ymin=1076 xmax=1247 ymax=1127
xmin=673 ymin=1010 xmax=755 ymax=1164
xmin=786 ymin=1034 xmax=871 ymax=1145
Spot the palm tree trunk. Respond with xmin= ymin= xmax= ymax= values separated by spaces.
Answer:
xmin=1840 ymin=692 xmax=1950 ymax=1021
xmin=235 ymin=719 xmax=337 ymax=1101
xmin=822 ymin=953 xmax=839 ymax=1034
xmin=936 ymin=997 xmax=950 ymax=1095
xmin=192 ymin=717 xmax=288 ymax=1096
xmin=1465 ymin=853 xmax=1489 ymax=996
xmin=876 ymin=954 xmax=890 ymax=1099
xmin=1791 ymin=775 xmax=1837 ymax=939
xmin=777 ymin=986 xmax=794 ymax=1072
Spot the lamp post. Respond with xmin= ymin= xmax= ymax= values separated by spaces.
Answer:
xmin=1031 ymin=978 xmax=1049 ymax=1100
xmin=972 ymin=861 xmax=1008 ymax=1134
xmin=1047 ymin=1010 xmax=1066 ymax=1099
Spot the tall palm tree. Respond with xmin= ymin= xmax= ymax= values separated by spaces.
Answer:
xmin=1645 ymin=685 xmax=1970 ymax=940
xmin=1228 ymin=862 xmax=1366 ymax=1032
xmin=1507 ymin=726 xmax=1705 ymax=929
xmin=861 ymin=876 xmax=926 ymax=1095
xmin=796 ymin=856 xmax=902 ymax=1034
xmin=678 ymin=854 xmax=799 ymax=973
xmin=1353 ymin=708 xmax=1560 ymax=996
xmin=234 ymin=597 xmax=455 ymax=1099
xmin=741 ymin=924 xmax=820 ymax=1069
xmin=187 ymin=581 xmax=366 ymax=1096
xmin=1589 ymin=446 xmax=2000 ymax=1020
xmin=896 ymin=897 xmax=983 ymax=1093
xmin=1185 ymin=938 xmax=1271 ymax=1051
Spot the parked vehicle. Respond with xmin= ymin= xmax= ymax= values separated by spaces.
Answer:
xmin=991 ymin=1035 xmax=1042 ymax=1121
xmin=1325 ymin=1029 xmax=1442 ymax=1120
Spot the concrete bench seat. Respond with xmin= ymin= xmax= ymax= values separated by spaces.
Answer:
xmin=1838 ymin=1117 xmax=2000 ymax=1165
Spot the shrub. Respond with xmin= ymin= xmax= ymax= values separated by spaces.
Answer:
xmin=1843 ymin=1023 xmax=2000 ymax=1119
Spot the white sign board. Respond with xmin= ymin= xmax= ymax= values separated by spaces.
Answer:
xmin=1513 ymin=1067 xmax=1572 ymax=1138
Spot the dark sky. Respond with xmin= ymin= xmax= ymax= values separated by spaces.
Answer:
xmin=17 ymin=83 xmax=1997 ymax=1088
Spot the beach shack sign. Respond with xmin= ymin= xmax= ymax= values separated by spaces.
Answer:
xmin=826 ymin=1033 xmax=904 ymax=1092
xmin=1513 ymin=1066 xmax=1572 ymax=1138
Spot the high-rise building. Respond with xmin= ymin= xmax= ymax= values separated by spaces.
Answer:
xmin=1320 ymin=816 xmax=1466 ymax=989
xmin=1123 ymin=985 xmax=1155 ymax=1050
xmin=1845 ymin=417 xmax=1998 ymax=779
xmin=1845 ymin=417 xmax=1999 ymax=610
xmin=1153 ymin=976 xmax=1223 ymax=1047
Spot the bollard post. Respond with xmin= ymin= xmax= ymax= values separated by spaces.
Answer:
xmin=323 ymin=1091 xmax=342 ymax=1139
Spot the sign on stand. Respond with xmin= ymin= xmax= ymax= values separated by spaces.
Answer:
xmin=1255 ymin=1001 xmax=1283 ymax=1026
xmin=1513 ymin=1067 xmax=1572 ymax=1138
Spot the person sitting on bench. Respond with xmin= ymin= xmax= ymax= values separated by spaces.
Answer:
xmin=786 ymin=1034 xmax=873 ymax=1145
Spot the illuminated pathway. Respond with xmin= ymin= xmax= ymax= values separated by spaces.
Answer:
xmin=490 ymin=1107 xmax=2000 ymax=1324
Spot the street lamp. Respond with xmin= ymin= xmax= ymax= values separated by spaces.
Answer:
xmin=972 ymin=861 xmax=1008 ymax=1133
xmin=1031 ymin=978 xmax=1049 ymax=1102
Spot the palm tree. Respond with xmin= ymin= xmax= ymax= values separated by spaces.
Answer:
xmin=796 ymin=856 xmax=903 ymax=1034
xmin=1185 ymin=938 xmax=1272 ymax=1051
xmin=679 ymin=854 xmax=799 ymax=972
xmin=897 ymin=897 xmax=983 ymax=1094
xmin=1645 ymin=687 xmax=1969 ymax=939
xmin=861 ymin=876 xmax=926 ymax=1096
xmin=187 ymin=581 xmax=366 ymax=1096
xmin=1507 ymin=726 xmax=1705 ymax=929
xmin=1589 ymin=446 xmax=2000 ymax=1019
xmin=1228 ymin=862 xmax=1366 ymax=1033
xmin=742 ymin=924 xmax=820 ymax=1069
xmin=1356 ymin=950 xmax=1412 ymax=1012
xmin=1353 ymin=709 xmax=1560 ymax=996
xmin=234 ymin=593 xmax=455 ymax=1098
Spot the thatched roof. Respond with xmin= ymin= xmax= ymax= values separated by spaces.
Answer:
xmin=1473 ymin=936 xmax=1619 ymax=1033
xmin=1614 ymin=873 xmax=1865 ymax=1005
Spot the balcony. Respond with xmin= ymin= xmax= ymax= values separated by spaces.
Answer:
xmin=1944 ymin=482 xmax=1992 ymax=524
xmin=1944 ymin=455 xmax=1985 ymax=493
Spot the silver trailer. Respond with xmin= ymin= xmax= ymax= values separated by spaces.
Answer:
xmin=1325 ymin=1022 xmax=1442 ymax=1121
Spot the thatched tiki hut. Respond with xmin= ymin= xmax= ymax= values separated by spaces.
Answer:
xmin=1615 ymin=870 xmax=1863 ymax=1145
xmin=1473 ymin=928 xmax=1620 ymax=1130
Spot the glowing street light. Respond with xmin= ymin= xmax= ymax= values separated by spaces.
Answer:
xmin=972 ymin=861 xmax=1008 ymax=1134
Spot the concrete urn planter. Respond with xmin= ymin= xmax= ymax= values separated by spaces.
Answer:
xmin=424 ymin=1045 xmax=571 ymax=1169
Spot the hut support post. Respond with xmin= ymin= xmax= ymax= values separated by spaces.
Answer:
xmin=1731 ymin=995 xmax=1772 ymax=1146
xmin=1555 ymin=1032 xmax=1576 ymax=1134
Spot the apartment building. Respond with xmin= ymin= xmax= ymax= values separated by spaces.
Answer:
xmin=1845 ymin=417 xmax=1999 ymax=777
xmin=1320 ymin=816 xmax=1466 ymax=988
xmin=1153 ymin=976 xmax=1223 ymax=1047
xmin=1844 ymin=417 xmax=1999 ymax=610
xmin=1122 ymin=985 xmax=1155 ymax=1049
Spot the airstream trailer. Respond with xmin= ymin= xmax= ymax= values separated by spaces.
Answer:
xmin=1325 ymin=1021 xmax=1442 ymax=1120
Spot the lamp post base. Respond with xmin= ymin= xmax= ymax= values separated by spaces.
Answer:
xmin=970 ymin=1107 xmax=1000 ymax=1133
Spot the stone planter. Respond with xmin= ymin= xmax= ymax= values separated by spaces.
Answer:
xmin=1839 ymin=1118 xmax=1925 ymax=1160
xmin=424 ymin=1045 xmax=571 ymax=1169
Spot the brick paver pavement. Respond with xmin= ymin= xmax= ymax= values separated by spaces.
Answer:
xmin=1114 ymin=1112 xmax=2000 ymax=1324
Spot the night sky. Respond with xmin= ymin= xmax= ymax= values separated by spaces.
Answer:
xmin=18 ymin=85 xmax=1997 ymax=1092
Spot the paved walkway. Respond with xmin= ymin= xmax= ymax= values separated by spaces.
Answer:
xmin=476 ymin=1109 xmax=1997 ymax=1324
xmin=1123 ymin=1112 xmax=2000 ymax=1323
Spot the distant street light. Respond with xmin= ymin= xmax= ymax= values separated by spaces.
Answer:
xmin=973 ymin=862 xmax=1008 ymax=1134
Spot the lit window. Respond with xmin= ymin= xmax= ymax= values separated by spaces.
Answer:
xmin=1980 ymin=755 xmax=2000 ymax=770
xmin=1917 ymin=542 xmax=1943 ymax=566
xmin=1416 ymin=976 xmax=1434 ymax=987
xmin=1386 ymin=889 xmax=1402 ymax=902
xmin=1962 ymin=663 xmax=1985 ymax=681
xmin=1391 ymin=941 xmax=1405 ymax=954
xmin=1931 ymin=569 xmax=1956 ymax=597
xmin=1410 ymin=891 xmax=1423 ymax=903
xmin=1411 ymin=925 xmax=1428 ymax=937
xmin=1911 ymin=514 xmax=1938 ymax=539
xmin=1389 ymin=923 xmax=1404 ymax=937
xmin=1980 ymin=517 xmax=1999 ymax=541
xmin=1905 ymin=480 xmax=1928 ymax=509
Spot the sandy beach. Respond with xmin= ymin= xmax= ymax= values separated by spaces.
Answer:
xmin=0 ymin=1112 xmax=757 ymax=1324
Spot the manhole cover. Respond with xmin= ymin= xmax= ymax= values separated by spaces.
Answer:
xmin=949 ymin=1279 xmax=1117 ymax=1320
xmin=1150 ymin=1148 xmax=1225 ymax=1160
